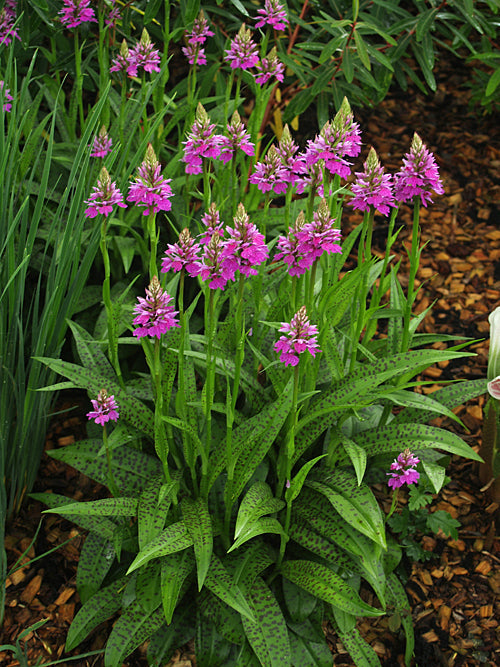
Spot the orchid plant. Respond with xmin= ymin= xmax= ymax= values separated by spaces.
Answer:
xmin=0 ymin=2 xmax=489 ymax=666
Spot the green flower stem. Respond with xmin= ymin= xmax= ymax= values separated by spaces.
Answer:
xmin=97 ymin=7 xmax=109 ymax=126
xmin=223 ymin=274 xmax=246 ymax=539
xmin=74 ymin=31 xmax=85 ymax=137
xmin=119 ymin=73 xmax=127 ymax=147
xmin=364 ymin=206 xmax=375 ymax=261
xmin=153 ymin=336 xmax=172 ymax=486
xmin=277 ymin=364 xmax=300 ymax=567
xmin=100 ymin=220 xmax=124 ymax=388
xmin=364 ymin=206 xmax=398 ymax=343
xmin=349 ymin=209 xmax=372 ymax=372
xmin=202 ymin=159 xmax=211 ymax=210
xmin=141 ymin=73 xmax=150 ymax=137
xmin=201 ymin=288 xmax=217 ymax=497
xmin=385 ymin=488 xmax=399 ymax=523
xmin=102 ymin=424 xmax=120 ymax=497
xmin=223 ymin=70 xmax=235 ymax=124
xmin=401 ymin=197 xmax=421 ymax=352
xmin=178 ymin=272 xmax=199 ymax=495
xmin=147 ymin=211 xmax=158 ymax=280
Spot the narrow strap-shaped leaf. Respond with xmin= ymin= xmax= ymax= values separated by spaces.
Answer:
xmin=229 ymin=517 xmax=285 ymax=553
xmin=161 ymin=549 xmax=196 ymax=624
xmin=127 ymin=520 xmax=193 ymax=574
xmin=203 ymin=553 xmax=255 ymax=622
xmin=138 ymin=473 xmax=173 ymax=549
xmin=207 ymin=381 xmax=292 ymax=491
xmin=288 ymin=519 xmax=387 ymax=608
xmin=351 ymin=422 xmax=483 ymax=461
xmin=68 ymin=320 xmax=115 ymax=380
xmin=44 ymin=497 xmax=138 ymax=517
xmin=76 ymin=531 xmax=115 ymax=604
xmin=66 ymin=576 xmax=127 ymax=651
xmin=330 ymin=617 xmax=381 ymax=667
xmin=35 ymin=357 xmax=155 ymax=437
xmin=104 ymin=598 xmax=165 ymax=667
xmin=198 ymin=588 xmax=245 ymax=646
xmin=231 ymin=378 xmax=294 ymax=500
xmin=136 ymin=559 xmax=162 ymax=614
xmin=241 ymin=576 xmax=291 ymax=667
xmin=32 ymin=492 xmax=117 ymax=541
xmin=392 ymin=378 xmax=488 ymax=425
xmin=281 ymin=560 xmax=384 ymax=618
xmin=234 ymin=481 xmax=285 ymax=539
xmin=309 ymin=470 xmax=386 ymax=548
xmin=289 ymin=629 xmax=333 ymax=667
xmin=386 ymin=573 xmax=414 ymax=666
xmin=48 ymin=439 xmax=162 ymax=495
xmin=181 ymin=497 xmax=213 ymax=591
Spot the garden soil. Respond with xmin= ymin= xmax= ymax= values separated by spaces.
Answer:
xmin=2 ymin=52 xmax=499 ymax=667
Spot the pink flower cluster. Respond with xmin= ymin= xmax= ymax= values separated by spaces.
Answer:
xmin=133 ymin=276 xmax=179 ymax=339
xmin=105 ymin=0 xmax=121 ymax=28
xmin=274 ymin=306 xmax=321 ymax=367
xmin=84 ymin=167 xmax=127 ymax=218
xmin=302 ymin=97 xmax=362 ymax=179
xmin=255 ymin=0 xmax=289 ymax=31
xmin=0 ymin=1 xmax=20 ymax=45
xmin=161 ymin=203 xmax=268 ymax=291
xmin=90 ymin=125 xmax=112 ymax=158
xmin=87 ymin=389 xmax=119 ymax=426
xmin=387 ymin=449 xmax=420 ymax=489
xmin=127 ymin=144 xmax=173 ymax=216
xmin=275 ymin=201 xmax=342 ymax=276
xmin=59 ymin=0 xmax=96 ymax=28
xmin=394 ymin=132 xmax=444 ymax=207
xmin=0 ymin=81 xmax=13 ymax=112
xmin=348 ymin=147 xmax=396 ymax=216
xmin=84 ymin=145 xmax=173 ymax=219
xmin=182 ymin=11 xmax=214 ymax=66
xmin=110 ymin=29 xmax=161 ymax=78
xmin=183 ymin=104 xmax=254 ymax=174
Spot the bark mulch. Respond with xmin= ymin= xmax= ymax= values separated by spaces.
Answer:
xmin=2 ymin=52 xmax=499 ymax=667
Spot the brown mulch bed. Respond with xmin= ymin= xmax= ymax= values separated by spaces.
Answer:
xmin=2 ymin=53 xmax=499 ymax=667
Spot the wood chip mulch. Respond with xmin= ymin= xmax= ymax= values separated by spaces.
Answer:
xmin=2 ymin=52 xmax=499 ymax=667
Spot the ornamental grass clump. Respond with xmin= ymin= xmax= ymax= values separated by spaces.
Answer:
xmin=2 ymin=4 xmax=489 ymax=666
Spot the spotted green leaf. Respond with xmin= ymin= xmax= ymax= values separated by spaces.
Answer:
xmin=386 ymin=573 xmax=414 ymax=666
xmin=241 ymin=576 xmax=291 ymax=667
xmin=208 ymin=379 xmax=293 ymax=492
xmin=181 ymin=497 xmax=213 ymax=591
xmin=127 ymin=520 xmax=193 ymax=574
xmin=48 ymin=439 xmax=162 ymax=495
xmin=161 ymin=549 xmax=196 ymax=624
xmin=66 ymin=576 xmax=127 ymax=651
xmin=203 ymin=553 xmax=255 ymax=623
xmin=234 ymin=482 xmax=285 ymax=540
xmin=351 ymin=422 xmax=483 ymax=461
xmin=281 ymin=560 xmax=384 ymax=618
xmin=231 ymin=378 xmax=293 ymax=500
xmin=289 ymin=629 xmax=333 ymax=667
xmin=229 ymin=517 xmax=285 ymax=553
xmin=138 ymin=473 xmax=175 ymax=549
xmin=68 ymin=320 xmax=115 ymax=380
xmin=308 ymin=470 xmax=386 ymax=548
xmin=32 ymin=492 xmax=117 ymax=541
xmin=104 ymin=598 xmax=165 ymax=667
xmin=76 ymin=532 xmax=115 ymax=604
xmin=35 ymin=357 xmax=155 ymax=437
xmin=43 ymin=496 xmax=138 ymax=517
xmin=330 ymin=617 xmax=381 ymax=667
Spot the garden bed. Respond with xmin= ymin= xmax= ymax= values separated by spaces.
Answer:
xmin=2 ymin=51 xmax=499 ymax=667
